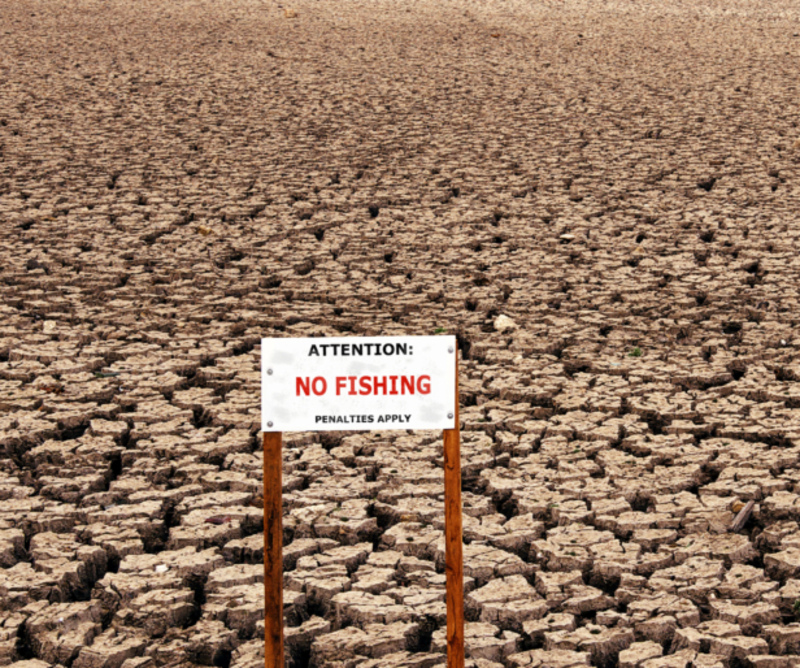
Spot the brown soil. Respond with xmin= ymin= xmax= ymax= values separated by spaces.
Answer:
xmin=2 ymin=0 xmax=800 ymax=666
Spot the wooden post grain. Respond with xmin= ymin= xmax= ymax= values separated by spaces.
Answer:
xmin=443 ymin=355 xmax=464 ymax=668
xmin=263 ymin=432 xmax=284 ymax=668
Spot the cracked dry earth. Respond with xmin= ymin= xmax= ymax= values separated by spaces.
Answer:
xmin=3 ymin=0 xmax=800 ymax=667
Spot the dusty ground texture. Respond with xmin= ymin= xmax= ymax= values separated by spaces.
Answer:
xmin=2 ymin=0 xmax=800 ymax=665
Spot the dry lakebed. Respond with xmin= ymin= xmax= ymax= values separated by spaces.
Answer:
xmin=2 ymin=0 xmax=800 ymax=666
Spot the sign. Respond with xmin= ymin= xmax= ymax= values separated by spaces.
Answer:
xmin=261 ymin=335 xmax=457 ymax=432
xmin=260 ymin=334 xmax=464 ymax=668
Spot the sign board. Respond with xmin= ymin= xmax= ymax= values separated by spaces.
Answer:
xmin=261 ymin=335 xmax=457 ymax=432
xmin=260 ymin=334 xmax=464 ymax=668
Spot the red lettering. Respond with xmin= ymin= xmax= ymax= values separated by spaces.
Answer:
xmin=418 ymin=375 xmax=431 ymax=394
xmin=296 ymin=377 xmax=310 ymax=396
xmin=343 ymin=375 xmax=432 ymax=395
xmin=312 ymin=377 xmax=327 ymax=396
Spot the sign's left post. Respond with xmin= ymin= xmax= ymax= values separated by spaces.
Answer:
xmin=263 ymin=431 xmax=284 ymax=668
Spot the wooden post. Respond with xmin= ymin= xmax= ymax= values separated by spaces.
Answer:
xmin=443 ymin=355 xmax=464 ymax=668
xmin=263 ymin=432 xmax=284 ymax=668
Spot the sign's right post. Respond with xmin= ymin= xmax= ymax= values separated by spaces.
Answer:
xmin=443 ymin=353 xmax=464 ymax=668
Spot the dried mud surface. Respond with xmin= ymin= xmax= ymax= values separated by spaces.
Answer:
xmin=2 ymin=0 xmax=800 ymax=666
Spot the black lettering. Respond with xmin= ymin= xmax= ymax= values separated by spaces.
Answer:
xmin=352 ymin=343 xmax=362 ymax=356
xmin=396 ymin=343 xmax=407 ymax=355
xmin=309 ymin=344 xmax=319 ymax=356
xmin=342 ymin=344 xmax=350 ymax=355
xmin=330 ymin=343 xmax=340 ymax=355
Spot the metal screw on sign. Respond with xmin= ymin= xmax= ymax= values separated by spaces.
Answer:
xmin=448 ymin=346 xmax=454 ymax=353
xmin=267 ymin=421 xmax=273 ymax=428
xmin=267 ymin=368 xmax=273 ymax=375
xmin=448 ymin=412 xmax=454 ymax=419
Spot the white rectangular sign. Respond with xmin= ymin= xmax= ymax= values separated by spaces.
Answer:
xmin=261 ymin=336 xmax=456 ymax=432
